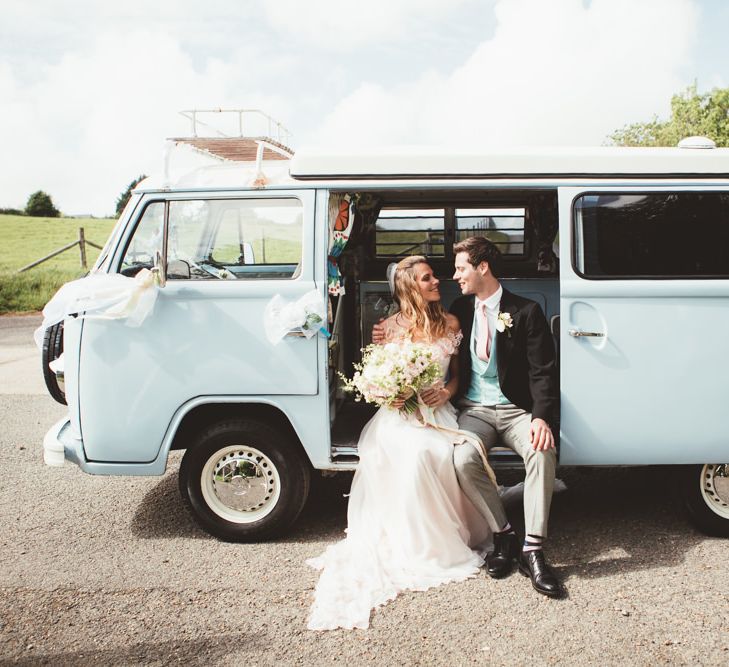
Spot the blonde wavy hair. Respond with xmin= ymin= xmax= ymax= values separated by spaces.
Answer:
xmin=392 ymin=256 xmax=449 ymax=342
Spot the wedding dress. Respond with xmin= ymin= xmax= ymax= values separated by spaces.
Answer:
xmin=307 ymin=331 xmax=491 ymax=631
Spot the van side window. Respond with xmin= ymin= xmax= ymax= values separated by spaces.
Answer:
xmin=167 ymin=198 xmax=303 ymax=280
xmin=574 ymin=192 xmax=729 ymax=278
xmin=120 ymin=202 xmax=164 ymax=276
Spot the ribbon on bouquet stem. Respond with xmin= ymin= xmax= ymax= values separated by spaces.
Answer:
xmin=413 ymin=395 xmax=497 ymax=486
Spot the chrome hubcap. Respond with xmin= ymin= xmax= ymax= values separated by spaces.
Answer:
xmin=699 ymin=464 xmax=729 ymax=520
xmin=201 ymin=445 xmax=280 ymax=523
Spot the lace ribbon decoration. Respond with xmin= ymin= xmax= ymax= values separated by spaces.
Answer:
xmin=34 ymin=268 xmax=160 ymax=350
xmin=263 ymin=289 xmax=329 ymax=345
xmin=414 ymin=397 xmax=497 ymax=486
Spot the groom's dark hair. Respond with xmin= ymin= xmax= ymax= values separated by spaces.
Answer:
xmin=454 ymin=236 xmax=502 ymax=277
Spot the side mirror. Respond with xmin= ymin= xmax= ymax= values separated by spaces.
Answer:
xmin=152 ymin=250 xmax=167 ymax=287
xmin=167 ymin=259 xmax=191 ymax=280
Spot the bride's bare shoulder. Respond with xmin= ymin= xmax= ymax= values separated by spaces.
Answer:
xmin=381 ymin=313 xmax=409 ymax=339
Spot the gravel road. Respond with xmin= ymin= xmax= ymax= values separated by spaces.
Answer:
xmin=1 ymin=315 xmax=727 ymax=665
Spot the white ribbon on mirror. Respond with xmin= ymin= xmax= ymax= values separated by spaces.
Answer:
xmin=34 ymin=268 xmax=160 ymax=351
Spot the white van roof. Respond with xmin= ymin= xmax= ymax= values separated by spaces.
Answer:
xmin=289 ymin=146 xmax=729 ymax=179
xmin=135 ymin=145 xmax=729 ymax=193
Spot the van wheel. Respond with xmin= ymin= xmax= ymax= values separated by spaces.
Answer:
xmin=679 ymin=464 xmax=729 ymax=537
xmin=42 ymin=322 xmax=66 ymax=405
xmin=179 ymin=419 xmax=311 ymax=542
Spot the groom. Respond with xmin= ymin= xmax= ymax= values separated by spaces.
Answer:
xmin=449 ymin=236 xmax=563 ymax=598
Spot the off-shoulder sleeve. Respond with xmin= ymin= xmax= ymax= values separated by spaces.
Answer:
xmin=441 ymin=329 xmax=464 ymax=356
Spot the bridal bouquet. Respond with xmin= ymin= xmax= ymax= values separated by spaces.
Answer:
xmin=340 ymin=341 xmax=442 ymax=413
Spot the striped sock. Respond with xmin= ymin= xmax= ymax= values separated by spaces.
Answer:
xmin=495 ymin=522 xmax=515 ymax=536
xmin=523 ymin=534 xmax=543 ymax=553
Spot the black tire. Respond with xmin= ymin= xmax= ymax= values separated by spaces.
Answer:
xmin=678 ymin=464 xmax=729 ymax=537
xmin=41 ymin=322 xmax=66 ymax=405
xmin=179 ymin=419 xmax=311 ymax=542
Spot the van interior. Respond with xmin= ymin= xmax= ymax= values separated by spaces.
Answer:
xmin=327 ymin=188 xmax=560 ymax=465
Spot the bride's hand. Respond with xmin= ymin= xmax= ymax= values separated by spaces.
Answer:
xmin=419 ymin=385 xmax=451 ymax=408
xmin=390 ymin=394 xmax=407 ymax=409
xmin=390 ymin=388 xmax=413 ymax=410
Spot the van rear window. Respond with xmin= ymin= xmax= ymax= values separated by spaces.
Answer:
xmin=374 ymin=206 xmax=527 ymax=259
xmin=375 ymin=209 xmax=445 ymax=257
xmin=574 ymin=192 xmax=729 ymax=279
xmin=456 ymin=208 xmax=526 ymax=256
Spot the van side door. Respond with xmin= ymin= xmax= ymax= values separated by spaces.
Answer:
xmin=559 ymin=186 xmax=729 ymax=464
xmin=77 ymin=190 xmax=321 ymax=464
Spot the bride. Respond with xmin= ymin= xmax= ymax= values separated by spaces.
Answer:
xmin=307 ymin=255 xmax=493 ymax=631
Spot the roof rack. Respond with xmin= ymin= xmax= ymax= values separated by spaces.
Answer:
xmin=178 ymin=109 xmax=293 ymax=147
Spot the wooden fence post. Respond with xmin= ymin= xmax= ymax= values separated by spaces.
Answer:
xmin=79 ymin=227 xmax=87 ymax=270
xmin=17 ymin=228 xmax=105 ymax=273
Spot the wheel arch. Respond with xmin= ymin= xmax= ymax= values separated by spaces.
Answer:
xmin=166 ymin=398 xmax=313 ymax=467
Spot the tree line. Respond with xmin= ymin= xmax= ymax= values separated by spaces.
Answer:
xmin=2 ymin=175 xmax=147 ymax=219
xmin=0 ymin=191 xmax=60 ymax=217
xmin=609 ymin=84 xmax=728 ymax=147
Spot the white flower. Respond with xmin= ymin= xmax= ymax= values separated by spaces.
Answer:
xmin=496 ymin=311 xmax=514 ymax=335
xmin=338 ymin=341 xmax=442 ymax=413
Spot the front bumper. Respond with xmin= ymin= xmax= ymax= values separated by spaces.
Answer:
xmin=42 ymin=415 xmax=167 ymax=476
xmin=43 ymin=416 xmax=84 ymax=467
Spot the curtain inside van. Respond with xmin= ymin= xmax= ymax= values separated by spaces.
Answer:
xmin=327 ymin=193 xmax=354 ymax=295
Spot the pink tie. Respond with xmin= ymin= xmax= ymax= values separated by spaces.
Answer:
xmin=476 ymin=303 xmax=491 ymax=361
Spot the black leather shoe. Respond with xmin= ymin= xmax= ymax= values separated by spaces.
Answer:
xmin=518 ymin=550 xmax=565 ymax=598
xmin=485 ymin=532 xmax=520 ymax=579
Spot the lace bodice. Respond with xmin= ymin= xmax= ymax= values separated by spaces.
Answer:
xmin=381 ymin=316 xmax=463 ymax=373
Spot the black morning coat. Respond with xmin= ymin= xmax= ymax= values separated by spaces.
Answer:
xmin=449 ymin=288 xmax=559 ymax=428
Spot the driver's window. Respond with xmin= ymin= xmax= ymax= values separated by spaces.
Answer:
xmin=120 ymin=202 xmax=164 ymax=277
xmin=167 ymin=197 xmax=303 ymax=280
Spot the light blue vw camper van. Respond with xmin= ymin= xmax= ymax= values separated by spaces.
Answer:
xmin=41 ymin=141 xmax=729 ymax=540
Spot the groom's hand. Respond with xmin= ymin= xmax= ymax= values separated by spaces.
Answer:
xmin=529 ymin=418 xmax=554 ymax=451
xmin=371 ymin=319 xmax=386 ymax=345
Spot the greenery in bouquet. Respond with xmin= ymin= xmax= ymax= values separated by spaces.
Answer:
xmin=339 ymin=341 xmax=442 ymax=413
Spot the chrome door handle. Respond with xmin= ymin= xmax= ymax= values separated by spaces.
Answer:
xmin=568 ymin=329 xmax=605 ymax=337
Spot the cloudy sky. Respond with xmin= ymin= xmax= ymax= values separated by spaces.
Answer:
xmin=1 ymin=0 xmax=727 ymax=216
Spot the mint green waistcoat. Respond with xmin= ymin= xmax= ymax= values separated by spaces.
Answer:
xmin=466 ymin=313 xmax=510 ymax=405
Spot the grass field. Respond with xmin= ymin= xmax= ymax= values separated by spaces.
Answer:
xmin=0 ymin=214 xmax=117 ymax=313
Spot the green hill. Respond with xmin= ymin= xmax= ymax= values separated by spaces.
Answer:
xmin=0 ymin=214 xmax=116 ymax=313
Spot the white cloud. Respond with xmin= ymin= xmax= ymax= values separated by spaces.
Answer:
xmin=0 ymin=0 xmax=721 ymax=217
xmin=1 ymin=1 xmax=489 ymax=214
xmin=0 ymin=29 xmax=288 ymax=215
xmin=263 ymin=0 xmax=474 ymax=50
xmin=312 ymin=0 xmax=699 ymax=146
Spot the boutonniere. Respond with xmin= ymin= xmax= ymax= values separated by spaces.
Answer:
xmin=496 ymin=311 xmax=513 ymax=337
